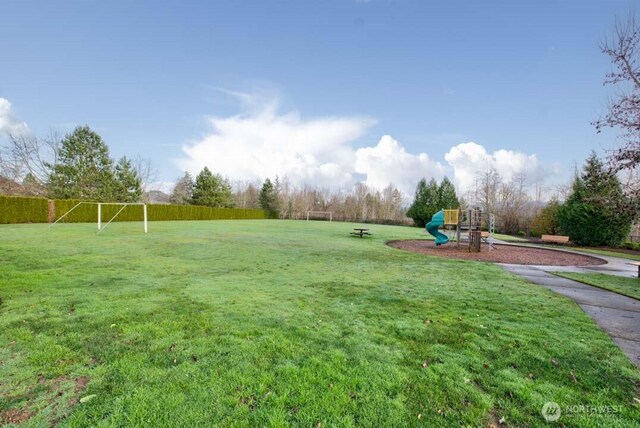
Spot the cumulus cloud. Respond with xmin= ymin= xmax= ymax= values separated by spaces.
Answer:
xmin=0 ymin=98 xmax=29 ymax=136
xmin=178 ymin=94 xmax=555 ymax=197
xmin=178 ymin=103 xmax=375 ymax=189
xmin=355 ymin=135 xmax=445 ymax=194
xmin=445 ymin=142 xmax=544 ymax=191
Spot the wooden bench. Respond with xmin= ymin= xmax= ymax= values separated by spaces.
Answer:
xmin=541 ymin=234 xmax=570 ymax=244
xmin=350 ymin=228 xmax=372 ymax=238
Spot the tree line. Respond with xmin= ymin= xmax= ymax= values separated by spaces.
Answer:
xmin=0 ymin=124 xmax=408 ymax=222
xmin=0 ymin=126 xmax=144 ymax=202
xmin=170 ymin=173 xmax=408 ymax=223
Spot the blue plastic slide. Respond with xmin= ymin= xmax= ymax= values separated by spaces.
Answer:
xmin=426 ymin=209 xmax=449 ymax=246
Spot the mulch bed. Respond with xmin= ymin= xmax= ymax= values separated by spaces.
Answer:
xmin=388 ymin=241 xmax=606 ymax=266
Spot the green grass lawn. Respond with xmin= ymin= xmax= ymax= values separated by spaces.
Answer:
xmin=492 ymin=233 xmax=530 ymax=242
xmin=0 ymin=220 xmax=638 ymax=427
xmin=553 ymin=272 xmax=640 ymax=300
xmin=571 ymin=247 xmax=640 ymax=262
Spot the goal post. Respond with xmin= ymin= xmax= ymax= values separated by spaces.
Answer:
xmin=306 ymin=211 xmax=333 ymax=222
xmin=49 ymin=202 xmax=148 ymax=234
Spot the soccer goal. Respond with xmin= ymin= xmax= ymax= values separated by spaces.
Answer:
xmin=306 ymin=211 xmax=333 ymax=222
xmin=49 ymin=202 xmax=148 ymax=233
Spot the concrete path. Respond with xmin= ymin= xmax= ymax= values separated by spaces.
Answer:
xmin=500 ymin=263 xmax=640 ymax=368
xmin=499 ymin=243 xmax=639 ymax=279
xmin=549 ymin=251 xmax=639 ymax=279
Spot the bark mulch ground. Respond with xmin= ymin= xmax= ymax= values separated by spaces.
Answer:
xmin=388 ymin=241 xmax=606 ymax=266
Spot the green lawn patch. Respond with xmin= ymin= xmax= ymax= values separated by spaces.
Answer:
xmin=553 ymin=272 xmax=640 ymax=300
xmin=493 ymin=233 xmax=530 ymax=242
xmin=0 ymin=220 xmax=638 ymax=426
xmin=572 ymin=247 xmax=640 ymax=262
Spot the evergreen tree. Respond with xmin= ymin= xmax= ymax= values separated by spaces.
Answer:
xmin=47 ymin=126 xmax=115 ymax=200
xmin=557 ymin=152 xmax=633 ymax=246
xmin=170 ymin=171 xmax=194 ymax=205
xmin=192 ymin=167 xmax=234 ymax=207
xmin=259 ymin=178 xmax=278 ymax=211
xmin=406 ymin=178 xmax=439 ymax=227
xmin=438 ymin=176 xmax=460 ymax=209
xmin=113 ymin=157 xmax=142 ymax=202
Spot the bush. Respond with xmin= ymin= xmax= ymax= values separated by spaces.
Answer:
xmin=148 ymin=205 xmax=276 ymax=221
xmin=53 ymin=201 xmax=276 ymax=222
xmin=1 ymin=196 xmax=276 ymax=224
xmin=622 ymin=241 xmax=640 ymax=251
xmin=530 ymin=200 xmax=561 ymax=237
xmin=0 ymin=195 xmax=49 ymax=224
xmin=53 ymin=199 xmax=141 ymax=223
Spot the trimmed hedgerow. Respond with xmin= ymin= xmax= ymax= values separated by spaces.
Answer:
xmin=53 ymin=201 xmax=276 ymax=223
xmin=0 ymin=195 xmax=49 ymax=224
xmin=53 ymin=199 xmax=147 ymax=223
xmin=1 ymin=195 xmax=276 ymax=224
xmin=148 ymin=205 xmax=277 ymax=221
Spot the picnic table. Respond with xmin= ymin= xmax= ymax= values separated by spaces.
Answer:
xmin=350 ymin=228 xmax=372 ymax=238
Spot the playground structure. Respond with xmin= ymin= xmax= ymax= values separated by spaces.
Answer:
xmin=425 ymin=207 xmax=494 ymax=252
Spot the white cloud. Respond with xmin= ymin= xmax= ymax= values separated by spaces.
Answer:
xmin=355 ymin=135 xmax=445 ymax=194
xmin=178 ymin=94 xmax=557 ymax=197
xmin=0 ymin=98 xmax=29 ymax=136
xmin=445 ymin=142 xmax=543 ymax=191
xmin=178 ymin=103 xmax=375 ymax=189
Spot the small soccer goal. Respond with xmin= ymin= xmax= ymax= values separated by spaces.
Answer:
xmin=49 ymin=202 xmax=148 ymax=233
xmin=306 ymin=211 xmax=333 ymax=222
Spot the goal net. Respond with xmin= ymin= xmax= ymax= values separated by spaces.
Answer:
xmin=306 ymin=211 xmax=333 ymax=222
xmin=49 ymin=202 xmax=148 ymax=233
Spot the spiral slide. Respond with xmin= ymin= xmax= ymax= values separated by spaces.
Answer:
xmin=426 ymin=209 xmax=449 ymax=246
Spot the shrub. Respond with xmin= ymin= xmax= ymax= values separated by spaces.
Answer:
xmin=0 ymin=195 xmax=49 ymax=224
xmin=1 ymin=195 xmax=276 ymax=224
xmin=622 ymin=241 xmax=640 ymax=251
xmin=530 ymin=199 xmax=561 ymax=237
xmin=53 ymin=201 xmax=276 ymax=223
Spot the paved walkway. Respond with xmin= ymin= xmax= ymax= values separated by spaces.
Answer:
xmin=506 ymin=244 xmax=640 ymax=279
xmin=500 ymin=257 xmax=640 ymax=368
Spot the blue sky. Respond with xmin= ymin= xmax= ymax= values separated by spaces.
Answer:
xmin=0 ymin=0 xmax=634 ymax=195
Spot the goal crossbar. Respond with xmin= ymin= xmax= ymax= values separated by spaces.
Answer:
xmin=49 ymin=202 xmax=148 ymax=234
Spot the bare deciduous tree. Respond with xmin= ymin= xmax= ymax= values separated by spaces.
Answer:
xmin=594 ymin=12 xmax=640 ymax=172
xmin=132 ymin=154 xmax=157 ymax=191
xmin=0 ymin=130 xmax=60 ymax=183
xmin=477 ymin=166 xmax=502 ymax=215
xmin=232 ymin=179 xmax=261 ymax=209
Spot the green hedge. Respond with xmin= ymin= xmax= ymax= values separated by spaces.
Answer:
xmin=1 ymin=195 xmax=276 ymax=224
xmin=54 ymin=201 xmax=276 ymax=223
xmin=0 ymin=195 xmax=49 ymax=224
xmin=147 ymin=205 xmax=276 ymax=221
